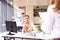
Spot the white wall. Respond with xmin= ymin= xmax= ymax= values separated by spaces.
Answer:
xmin=38 ymin=0 xmax=50 ymax=6
xmin=13 ymin=0 xmax=50 ymax=7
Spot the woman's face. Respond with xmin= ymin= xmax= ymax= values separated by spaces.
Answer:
xmin=24 ymin=16 xmax=30 ymax=22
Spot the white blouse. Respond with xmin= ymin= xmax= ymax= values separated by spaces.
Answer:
xmin=42 ymin=5 xmax=60 ymax=38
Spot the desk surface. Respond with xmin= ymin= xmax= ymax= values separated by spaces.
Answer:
xmin=1 ymin=32 xmax=52 ymax=39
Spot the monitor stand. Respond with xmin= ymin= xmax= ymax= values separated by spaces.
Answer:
xmin=8 ymin=31 xmax=15 ymax=35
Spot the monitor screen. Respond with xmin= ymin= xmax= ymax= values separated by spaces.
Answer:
xmin=5 ymin=21 xmax=17 ymax=33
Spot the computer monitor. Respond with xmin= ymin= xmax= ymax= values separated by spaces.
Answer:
xmin=5 ymin=21 xmax=17 ymax=35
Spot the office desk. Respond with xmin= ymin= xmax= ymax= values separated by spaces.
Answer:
xmin=1 ymin=32 xmax=52 ymax=40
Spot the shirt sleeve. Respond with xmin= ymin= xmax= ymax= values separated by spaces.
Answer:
xmin=42 ymin=5 xmax=55 ymax=34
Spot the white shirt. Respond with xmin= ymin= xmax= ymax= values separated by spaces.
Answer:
xmin=42 ymin=5 xmax=60 ymax=38
xmin=15 ymin=14 xmax=24 ymax=27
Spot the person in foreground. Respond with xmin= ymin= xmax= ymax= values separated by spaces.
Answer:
xmin=42 ymin=0 xmax=60 ymax=40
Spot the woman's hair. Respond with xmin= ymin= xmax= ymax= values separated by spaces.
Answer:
xmin=54 ymin=0 xmax=60 ymax=11
xmin=50 ymin=0 xmax=55 ymax=5
xmin=22 ymin=13 xmax=25 ymax=14
xmin=24 ymin=15 xmax=29 ymax=18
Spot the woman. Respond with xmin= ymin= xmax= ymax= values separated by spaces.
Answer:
xmin=22 ymin=15 xmax=37 ymax=33
xmin=42 ymin=0 xmax=60 ymax=40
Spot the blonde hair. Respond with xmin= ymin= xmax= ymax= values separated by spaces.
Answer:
xmin=54 ymin=0 xmax=60 ymax=11
xmin=50 ymin=0 xmax=55 ymax=5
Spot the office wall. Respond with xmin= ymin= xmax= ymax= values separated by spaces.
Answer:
xmin=26 ymin=5 xmax=34 ymax=21
xmin=38 ymin=0 xmax=50 ymax=6
xmin=13 ymin=0 xmax=50 ymax=22
xmin=13 ymin=0 xmax=34 ymax=21
xmin=13 ymin=0 xmax=50 ymax=6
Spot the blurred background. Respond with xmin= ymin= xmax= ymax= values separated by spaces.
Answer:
xmin=0 ymin=0 xmax=50 ymax=32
